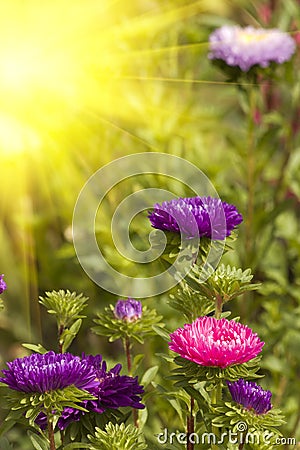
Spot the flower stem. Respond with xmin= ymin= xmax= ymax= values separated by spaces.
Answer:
xmin=58 ymin=324 xmax=65 ymax=353
xmin=211 ymin=381 xmax=222 ymax=450
xmin=245 ymin=85 xmax=257 ymax=267
xmin=47 ymin=418 xmax=56 ymax=450
xmin=124 ymin=337 xmax=132 ymax=373
xmin=215 ymin=294 xmax=223 ymax=319
xmin=123 ymin=337 xmax=138 ymax=427
xmin=186 ymin=396 xmax=194 ymax=450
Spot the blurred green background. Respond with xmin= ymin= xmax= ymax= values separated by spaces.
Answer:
xmin=0 ymin=0 xmax=300 ymax=448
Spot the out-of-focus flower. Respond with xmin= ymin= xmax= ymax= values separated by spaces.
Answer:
xmin=0 ymin=274 xmax=7 ymax=294
xmin=169 ymin=316 xmax=264 ymax=368
xmin=148 ymin=196 xmax=242 ymax=240
xmin=56 ymin=354 xmax=144 ymax=430
xmin=227 ymin=378 xmax=272 ymax=414
xmin=0 ymin=351 xmax=98 ymax=393
xmin=209 ymin=25 xmax=296 ymax=71
xmin=114 ymin=298 xmax=142 ymax=322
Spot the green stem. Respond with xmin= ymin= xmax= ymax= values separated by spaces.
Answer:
xmin=211 ymin=382 xmax=222 ymax=450
xmin=124 ymin=337 xmax=132 ymax=374
xmin=215 ymin=295 xmax=223 ymax=319
xmin=245 ymin=85 xmax=257 ymax=267
xmin=47 ymin=418 xmax=56 ymax=450
xmin=58 ymin=324 xmax=65 ymax=353
xmin=123 ymin=337 xmax=138 ymax=427
xmin=187 ymin=396 xmax=195 ymax=450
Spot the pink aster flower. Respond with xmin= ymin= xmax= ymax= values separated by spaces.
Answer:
xmin=209 ymin=25 xmax=296 ymax=71
xmin=169 ymin=316 xmax=264 ymax=368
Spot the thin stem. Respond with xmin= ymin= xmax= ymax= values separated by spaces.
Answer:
xmin=238 ymin=438 xmax=245 ymax=450
xmin=123 ymin=337 xmax=138 ymax=428
xmin=125 ymin=337 xmax=132 ymax=373
xmin=211 ymin=381 xmax=222 ymax=450
xmin=215 ymin=294 xmax=223 ymax=319
xmin=47 ymin=418 xmax=56 ymax=450
xmin=187 ymin=396 xmax=194 ymax=450
xmin=245 ymin=85 xmax=257 ymax=265
xmin=58 ymin=324 xmax=65 ymax=353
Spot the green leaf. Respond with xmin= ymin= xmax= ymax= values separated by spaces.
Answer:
xmin=132 ymin=354 xmax=145 ymax=375
xmin=63 ymin=444 xmax=93 ymax=450
xmin=152 ymin=325 xmax=170 ymax=341
xmin=0 ymin=437 xmax=14 ymax=450
xmin=141 ymin=366 xmax=158 ymax=388
xmin=0 ymin=418 xmax=16 ymax=437
xmin=22 ymin=343 xmax=48 ymax=354
xmin=62 ymin=319 xmax=83 ymax=352
xmin=27 ymin=431 xmax=49 ymax=450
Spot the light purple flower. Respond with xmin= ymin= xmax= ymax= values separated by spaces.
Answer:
xmin=227 ymin=379 xmax=272 ymax=415
xmin=209 ymin=25 xmax=296 ymax=71
xmin=114 ymin=298 xmax=142 ymax=322
xmin=0 ymin=274 xmax=7 ymax=294
xmin=148 ymin=196 xmax=242 ymax=240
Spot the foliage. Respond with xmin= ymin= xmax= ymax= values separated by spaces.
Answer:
xmin=39 ymin=290 xmax=88 ymax=328
xmin=88 ymin=422 xmax=147 ymax=450
xmin=92 ymin=304 xmax=164 ymax=344
xmin=0 ymin=0 xmax=300 ymax=448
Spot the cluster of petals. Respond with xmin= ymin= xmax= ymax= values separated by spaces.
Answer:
xmin=0 ymin=274 xmax=7 ymax=294
xmin=0 ymin=351 xmax=98 ymax=393
xmin=148 ymin=196 xmax=242 ymax=240
xmin=227 ymin=378 xmax=272 ymax=415
xmin=169 ymin=316 xmax=264 ymax=368
xmin=209 ymin=25 xmax=296 ymax=71
xmin=0 ymin=352 xmax=144 ymax=431
xmin=114 ymin=297 xmax=142 ymax=322
xmin=56 ymin=354 xmax=144 ymax=430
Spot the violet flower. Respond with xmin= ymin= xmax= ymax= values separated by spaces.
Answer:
xmin=227 ymin=378 xmax=272 ymax=414
xmin=148 ymin=196 xmax=242 ymax=240
xmin=114 ymin=298 xmax=142 ymax=322
xmin=0 ymin=274 xmax=7 ymax=294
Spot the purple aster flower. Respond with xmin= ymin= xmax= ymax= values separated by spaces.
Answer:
xmin=0 ymin=274 xmax=7 ymax=294
xmin=114 ymin=298 xmax=142 ymax=322
xmin=0 ymin=351 xmax=98 ymax=393
xmin=56 ymin=354 xmax=145 ymax=430
xmin=209 ymin=25 xmax=296 ymax=72
xmin=148 ymin=196 xmax=242 ymax=240
xmin=227 ymin=378 xmax=272 ymax=415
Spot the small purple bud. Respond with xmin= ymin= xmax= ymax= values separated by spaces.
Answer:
xmin=114 ymin=298 xmax=142 ymax=322
xmin=0 ymin=275 xmax=7 ymax=294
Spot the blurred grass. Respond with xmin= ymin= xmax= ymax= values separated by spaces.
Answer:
xmin=0 ymin=0 xmax=300 ymax=447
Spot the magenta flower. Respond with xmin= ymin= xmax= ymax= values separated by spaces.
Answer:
xmin=0 ymin=275 xmax=7 ymax=294
xmin=209 ymin=25 xmax=296 ymax=71
xmin=169 ymin=316 xmax=264 ymax=368
xmin=114 ymin=298 xmax=142 ymax=322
